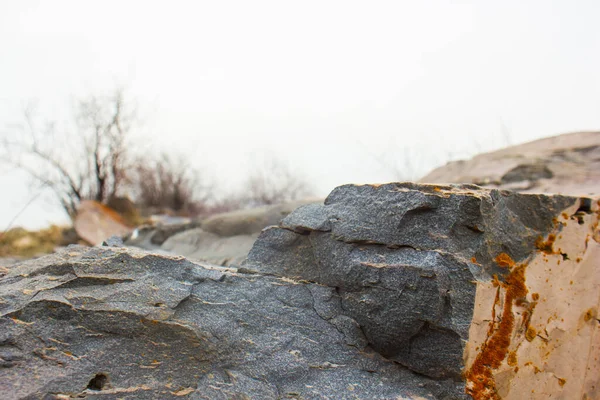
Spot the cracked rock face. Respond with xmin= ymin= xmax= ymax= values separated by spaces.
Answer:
xmin=2 ymin=183 xmax=598 ymax=400
xmin=245 ymin=183 xmax=600 ymax=399
xmin=0 ymin=245 xmax=464 ymax=399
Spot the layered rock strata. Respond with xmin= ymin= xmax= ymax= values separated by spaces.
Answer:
xmin=1 ymin=183 xmax=598 ymax=399
xmin=0 ymin=245 xmax=464 ymax=399
xmin=245 ymin=183 xmax=599 ymax=399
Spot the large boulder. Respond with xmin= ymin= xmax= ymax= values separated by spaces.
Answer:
xmin=0 ymin=245 xmax=464 ymax=399
xmin=420 ymin=131 xmax=600 ymax=196
xmin=245 ymin=183 xmax=599 ymax=399
xmin=2 ymin=183 xmax=598 ymax=399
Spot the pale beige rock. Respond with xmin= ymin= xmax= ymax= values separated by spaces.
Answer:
xmin=464 ymin=199 xmax=600 ymax=399
xmin=421 ymin=131 xmax=600 ymax=196
xmin=74 ymin=200 xmax=132 ymax=245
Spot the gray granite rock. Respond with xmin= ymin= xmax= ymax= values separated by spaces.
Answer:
xmin=102 ymin=235 xmax=125 ymax=247
xmin=0 ymin=245 xmax=464 ymax=399
xmin=2 ymin=183 xmax=593 ymax=399
xmin=244 ymin=182 xmax=583 ymax=383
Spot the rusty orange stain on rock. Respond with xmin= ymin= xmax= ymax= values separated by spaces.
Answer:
xmin=525 ymin=327 xmax=537 ymax=342
xmin=465 ymin=261 xmax=528 ymax=400
xmin=494 ymin=253 xmax=515 ymax=268
xmin=507 ymin=351 xmax=518 ymax=366
xmin=491 ymin=274 xmax=502 ymax=287
xmin=535 ymin=234 xmax=556 ymax=254
xmin=583 ymin=308 xmax=596 ymax=322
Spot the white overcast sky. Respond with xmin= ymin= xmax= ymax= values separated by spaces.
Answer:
xmin=1 ymin=0 xmax=599 ymax=229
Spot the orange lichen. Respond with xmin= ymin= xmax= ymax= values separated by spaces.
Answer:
xmin=532 ymin=293 xmax=540 ymax=301
xmin=558 ymin=378 xmax=566 ymax=387
xmin=561 ymin=212 xmax=569 ymax=220
xmin=507 ymin=351 xmax=518 ymax=366
xmin=525 ymin=327 xmax=537 ymax=342
xmin=583 ymin=308 xmax=596 ymax=322
xmin=465 ymin=262 xmax=528 ymax=399
xmin=535 ymin=234 xmax=556 ymax=254
xmin=491 ymin=274 xmax=501 ymax=287
xmin=471 ymin=256 xmax=477 ymax=263
xmin=494 ymin=253 xmax=515 ymax=268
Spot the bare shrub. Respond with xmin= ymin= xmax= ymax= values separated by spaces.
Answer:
xmin=2 ymin=89 xmax=317 ymax=224
xmin=238 ymin=157 xmax=314 ymax=207
xmin=131 ymin=152 xmax=212 ymax=216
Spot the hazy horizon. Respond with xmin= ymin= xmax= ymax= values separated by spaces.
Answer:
xmin=1 ymin=1 xmax=599 ymax=229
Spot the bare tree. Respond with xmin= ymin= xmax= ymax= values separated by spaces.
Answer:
xmin=2 ymin=90 xmax=318 ymax=224
xmin=240 ymin=157 xmax=314 ymax=207
xmin=1 ymin=88 xmax=135 ymax=218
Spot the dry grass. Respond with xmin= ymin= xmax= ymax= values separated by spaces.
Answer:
xmin=0 ymin=225 xmax=72 ymax=257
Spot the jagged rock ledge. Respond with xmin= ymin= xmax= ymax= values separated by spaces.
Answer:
xmin=0 ymin=248 xmax=464 ymax=399
xmin=244 ymin=183 xmax=599 ymax=399
xmin=1 ymin=183 xmax=598 ymax=399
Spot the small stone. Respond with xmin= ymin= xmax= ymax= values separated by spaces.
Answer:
xmin=101 ymin=235 xmax=124 ymax=247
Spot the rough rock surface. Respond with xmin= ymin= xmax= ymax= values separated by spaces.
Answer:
xmin=2 ymin=183 xmax=598 ymax=399
xmin=0 ymin=258 xmax=20 ymax=278
xmin=463 ymin=203 xmax=600 ymax=399
xmin=0 ymin=245 xmax=463 ymax=399
xmin=245 ymin=183 xmax=599 ymax=399
xmin=420 ymin=131 xmax=600 ymax=196
xmin=0 ymin=257 xmax=20 ymax=268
